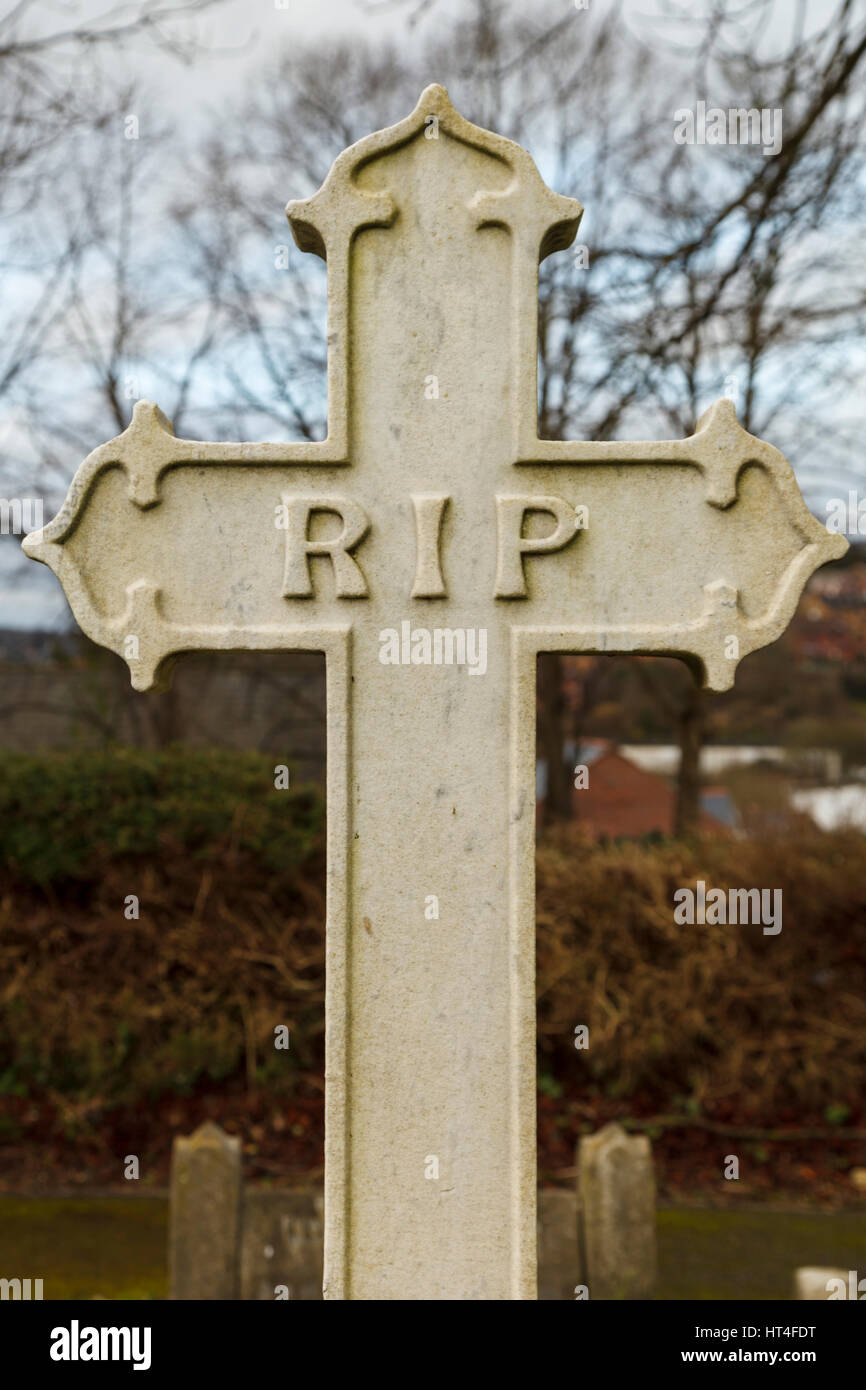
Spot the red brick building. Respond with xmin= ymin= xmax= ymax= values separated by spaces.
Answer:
xmin=538 ymin=740 xmax=737 ymax=838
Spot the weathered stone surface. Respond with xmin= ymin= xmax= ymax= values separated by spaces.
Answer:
xmin=240 ymin=1190 xmax=324 ymax=1301
xmin=169 ymin=1121 xmax=242 ymax=1300
xmin=538 ymin=1188 xmax=581 ymax=1300
xmin=24 ymin=86 xmax=846 ymax=1300
xmin=577 ymin=1123 xmax=657 ymax=1300
xmin=793 ymin=1267 xmax=849 ymax=1300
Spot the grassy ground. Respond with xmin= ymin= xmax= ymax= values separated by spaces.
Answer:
xmin=2 ymin=1196 xmax=865 ymax=1300
xmin=0 ymin=1196 xmax=167 ymax=1300
xmin=657 ymin=1208 xmax=866 ymax=1300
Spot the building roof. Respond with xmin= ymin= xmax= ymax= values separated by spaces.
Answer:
xmin=538 ymin=746 xmax=740 ymax=837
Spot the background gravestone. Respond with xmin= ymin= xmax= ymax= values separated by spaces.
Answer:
xmin=538 ymin=1188 xmax=582 ymax=1300
xmin=169 ymin=1121 xmax=242 ymax=1300
xmin=577 ymin=1122 xmax=657 ymax=1300
xmin=240 ymin=1190 xmax=324 ymax=1301
xmin=793 ymin=1267 xmax=848 ymax=1300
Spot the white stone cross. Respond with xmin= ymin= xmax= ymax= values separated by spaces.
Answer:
xmin=23 ymin=86 xmax=845 ymax=1299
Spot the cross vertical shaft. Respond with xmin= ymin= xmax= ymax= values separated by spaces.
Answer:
xmin=324 ymin=116 xmax=537 ymax=1297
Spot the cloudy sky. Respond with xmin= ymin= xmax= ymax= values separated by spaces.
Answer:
xmin=35 ymin=0 xmax=839 ymax=108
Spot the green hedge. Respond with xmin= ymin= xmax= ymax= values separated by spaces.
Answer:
xmin=0 ymin=747 xmax=323 ymax=885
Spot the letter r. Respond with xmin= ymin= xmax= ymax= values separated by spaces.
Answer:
xmin=282 ymin=496 xmax=370 ymax=598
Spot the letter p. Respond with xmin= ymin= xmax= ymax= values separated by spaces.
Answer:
xmin=494 ymin=494 xmax=582 ymax=598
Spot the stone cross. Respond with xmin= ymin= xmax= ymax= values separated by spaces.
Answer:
xmin=23 ymin=86 xmax=845 ymax=1299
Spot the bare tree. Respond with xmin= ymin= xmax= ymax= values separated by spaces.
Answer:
xmin=4 ymin=0 xmax=866 ymax=794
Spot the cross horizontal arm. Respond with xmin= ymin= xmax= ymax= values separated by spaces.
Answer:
xmin=507 ymin=398 xmax=846 ymax=691
xmin=515 ymin=397 xmax=823 ymax=514
xmin=33 ymin=401 xmax=347 ymax=528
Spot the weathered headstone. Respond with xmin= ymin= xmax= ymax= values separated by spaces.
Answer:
xmin=169 ymin=1121 xmax=242 ymax=1300
xmin=793 ymin=1267 xmax=849 ymax=1300
xmin=241 ymin=1189 xmax=324 ymax=1302
xmin=538 ymin=1188 xmax=581 ymax=1300
xmin=23 ymin=85 xmax=845 ymax=1298
xmin=577 ymin=1123 xmax=657 ymax=1299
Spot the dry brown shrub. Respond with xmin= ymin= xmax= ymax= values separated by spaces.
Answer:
xmin=1 ymin=813 xmax=863 ymax=1127
xmin=536 ymin=825 xmax=866 ymax=1118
